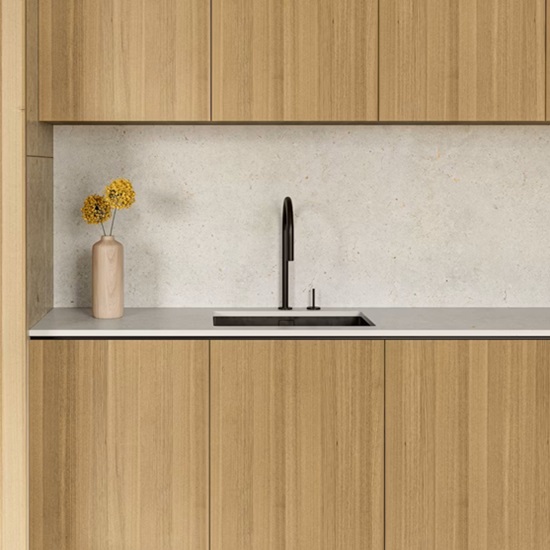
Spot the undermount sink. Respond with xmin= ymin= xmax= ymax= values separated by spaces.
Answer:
xmin=213 ymin=311 xmax=374 ymax=327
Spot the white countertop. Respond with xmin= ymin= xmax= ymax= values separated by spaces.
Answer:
xmin=29 ymin=307 xmax=550 ymax=338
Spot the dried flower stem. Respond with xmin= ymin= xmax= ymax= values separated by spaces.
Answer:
xmin=109 ymin=208 xmax=118 ymax=236
xmin=100 ymin=222 xmax=107 ymax=236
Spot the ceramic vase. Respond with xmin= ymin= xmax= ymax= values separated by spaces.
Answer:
xmin=92 ymin=236 xmax=124 ymax=319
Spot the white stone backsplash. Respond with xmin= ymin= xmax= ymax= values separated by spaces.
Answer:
xmin=54 ymin=125 xmax=550 ymax=308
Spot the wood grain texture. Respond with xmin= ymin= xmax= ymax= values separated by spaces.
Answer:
xmin=1 ymin=0 xmax=28 ymax=546
xmin=213 ymin=0 xmax=378 ymax=121
xmin=211 ymin=340 xmax=384 ymax=549
xmin=26 ymin=157 xmax=53 ymax=328
xmin=26 ymin=0 xmax=52 ymax=156
xmin=39 ymin=0 xmax=210 ymax=122
xmin=27 ymin=0 xmax=54 ymax=330
xmin=386 ymin=340 xmax=550 ymax=550
xmin=30 ymin=340 xmax=209 ymax=550
xmin=380 ymin=0 xmax=546 ymax=121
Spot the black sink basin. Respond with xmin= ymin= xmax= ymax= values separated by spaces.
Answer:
xmin=213 ymin=315 xmax=374 ymax=327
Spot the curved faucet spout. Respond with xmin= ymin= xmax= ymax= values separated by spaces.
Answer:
xmin=283 ymin=197 xmax=294 ymax=261
xmin=280 ymin=197 xmax=294 ymax=310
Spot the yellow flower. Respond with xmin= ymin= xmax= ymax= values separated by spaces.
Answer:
xmin=81 ymin=195 xmax=112 ymax=225
xmin=105 ymin=178 xmax=136 ymax=210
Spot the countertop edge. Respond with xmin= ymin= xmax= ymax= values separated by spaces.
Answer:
xmin=29 ymin=307 xmax=550 ymax=338
xmin=29 ymin=329 xmax=550 ymax=338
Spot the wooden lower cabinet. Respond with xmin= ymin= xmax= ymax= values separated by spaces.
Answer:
xmin=30 ymin=340 xmax=209 ymax=550
xmin=210 ymin=340 xmax=384 ymax=550
xmin=30 ymin=338 xmax=550 ymax=549
xmin=386 ymin=340 xmax=550 ymax=550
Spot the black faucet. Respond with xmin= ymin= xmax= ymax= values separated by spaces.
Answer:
xmin=279 ymin=197 xmax=294 ymax=310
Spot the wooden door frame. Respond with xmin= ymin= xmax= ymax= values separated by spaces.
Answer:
xmin=1 ymin=0 xmax=28 ymax=547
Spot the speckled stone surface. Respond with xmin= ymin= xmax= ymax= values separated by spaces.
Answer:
xmin=54 ymin=125 xmax=550 ymax=308
xmin=29 ymin=307 xmax=550 ymax=338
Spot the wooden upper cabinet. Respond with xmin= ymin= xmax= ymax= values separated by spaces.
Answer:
xmin=386 ymin=340 xmax=550 ymax=550
xmin=211 ymin=340 xmax=384 ymax=549
xmin=212 ymin=0 xmax=378 ymax=121
xmin=30 ymin=340 xmax=209 ymax=550
xmin=380 ymin=0 xmax=546 ymax=121
xmin=39 ymin=0 xmax=210 ymax=122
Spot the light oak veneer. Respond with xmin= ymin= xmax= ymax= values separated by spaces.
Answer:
xmin=26 ymin=157 xmax=53 ymax=328
xmin=26 ymin=0 xmax=54 ymax=330
xmin=39 ymin=0 xmax=210 ymax=121
xmin=213 ymin=0 xmax=378 ymax=121
xmin=30 ymin=340 xmax=209 ymax=550
xmin=211 ymin=340 xmax=384 ymax=549
xmin=380 ymin=0 xmax=546 ymax=121
xmin=1 ymin=0 xmax=28 ymax=545
xmin=386 ymin=340 xmax=550 ymax=550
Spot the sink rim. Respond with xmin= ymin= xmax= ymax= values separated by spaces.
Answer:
xmin=212 ymin=310 xmax=375 ymax=327
xmin=213 ymin=308 xmax=368 ymax=318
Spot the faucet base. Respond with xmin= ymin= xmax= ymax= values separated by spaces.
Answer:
xmin=278 ymin=306 xmax=293 ymax=311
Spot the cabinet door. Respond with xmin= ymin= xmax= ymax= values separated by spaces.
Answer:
xmin=380 ymin=0 xmax=545 ymax=121
xmin=30 ymin=340 xmax=209 ymax=550
xmin=212 ymin=0 xmax=378 ymax=121
xmin=386 ymin=340 xmax=550 ymax=550
xmin=211 ymin=340 xmax=384 ymax=549
xmin=39 ymin=0 xmax=210 ymax=121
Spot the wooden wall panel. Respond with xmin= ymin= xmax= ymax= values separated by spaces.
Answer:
xmin=26 ymin=0 xmax=52 ymax=157
xmin=27 ymin=0 xmax=53 ymax=329
xmin=213 ymin=0 xmax=378 ymax=121
xmin=380 ymin=0 xmax=546 ymax=121
xmin=211 ymin=340 xmax=384 ymax=549
xmin=39 ymin=0 xmax=210 ymax=122
xmin=30 ymin=340 xmax=209 ymax=550
xmin=386 ymin=340 xmax=550 ymax=550
xmin=1 ymin=0 xmax=28 ymax=546
xmin=26 ymin=159 xmax=53 ymax=328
